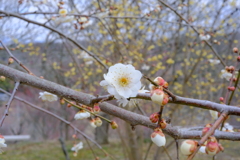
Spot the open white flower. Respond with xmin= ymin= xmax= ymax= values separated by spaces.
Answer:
xmin=71 ymin=141 xmax=83 ymax=156
xmin=141 ymin=64 xmax=150 ymax=71
xmin=100 ymin=63 xmax=142 ymax=107
xmin=208 ymin=59 xmax=220 ymax=65
xmin=220 ymin=69 xmax=232 ymax=81
xmin=199 ymin=34 xmax=211 ymax=41
xmin=0 ymin=135 xmax=7 ymax=154
xmin=222 ymin=123 xmax=234 ymax=132
xmin=39 ymin=92 xmax=58 ymax=102
xmin=74 ymin=110 xmax=91 ymax=120
xmin=59 ymin=8 xmax=68 ymax=16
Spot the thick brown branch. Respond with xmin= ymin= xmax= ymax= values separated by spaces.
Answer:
xmin=1 ymin=64 xmax=240 ymax=140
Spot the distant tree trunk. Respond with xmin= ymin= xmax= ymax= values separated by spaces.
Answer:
xmin=95 ymin=113 xmax=109 ymax=144
xmin=125 ymin=124 xmax=143 ymax=160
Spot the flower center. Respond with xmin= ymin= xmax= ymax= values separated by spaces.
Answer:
xmin=119 ymin=77 xmax=129 ymax=87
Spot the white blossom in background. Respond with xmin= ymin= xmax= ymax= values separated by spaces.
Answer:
xmin=220 ymin=69 xmax=232 ymax=81
xmin=199 ymin=34 xmax=211 ymax=41
xmin=0 ymin=135 xmax=7 ymax=154
xmin=39 ymin=91 xmax=58 ymax=102
xmin=53 ymin=16 xmax=74 ymax=24
xmin=59 ymin=8 xmax=68 ymax=16
xmin=209 ymin=110 xmax=218 ymax=119
xmin=100 ymin=63 xmax=142 ymax=107
xmin=208 ymin=59 xmax=220 ymax=65
xmin=74 ymin=110 xmax=91 ymax=120
xmin=78 ymin=17 xmax=88 ymax=23
xmin=71 ymin=141 xmax=83 ymax=156
xmin=222 ymin=123 xmax=234 ymax=132
xmin=141 ymin=64 xmax=150 ymax=71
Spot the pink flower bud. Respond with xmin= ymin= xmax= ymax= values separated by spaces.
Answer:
xmin=202 ymin=124 xmax=214 ymax=136
xmin=151 ymin=128 xmax=166 ymax=147
xmin=8 ymin=57 xmax=14 ymax=64
xmin=154 ymin=77 xmax=165 ymax=86
xmin=94 ymin=117 xmax=102 ymax=127
xmin=162 ymin=93 xmax=169 ymax=105
xmin=93 ymin=103 xmax=101 ymax=113
xmin=151 ymin=88 xmax=164 ymax=105
xmin=219 ymin=97 xmax=224 ymax=102
xmin=180 ymin=140 xmax=198 ymax=156
xmin=205 ymin=137 xmax=223 ymax=155
xmin=149 ymin=112 xmax=159 ymax=123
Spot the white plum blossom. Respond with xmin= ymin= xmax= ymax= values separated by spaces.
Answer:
xmin=209 ymin=110 xmax=218 ymax=119
xmin=222 ymin=123 xmax=234 ymax=132
xmin=0 ymin=135 xmax=7 ymax=154
xmin=74 ymin=111 xmax=91 ymax=120
xmin=71 ymin=141 xmax=83 ymax=156
xmin=220 ymin=69 xmax=232 ymax=81
xmin=100 ymin=63 xmax=142 ymax=107
xmin=59 ymin=8 xmax=68 ymax=16
xmin=141 ymin=64 xmax=150 ymax=71
xmin=78 ymin=17 xmax=88 ymax=23
xmin=180 ymin=140 xmax=197 ymax=156
xmin=199 ymin=34 xmax=211 ymax=41
xmin=39 ymin=92 xmax=58 ymax=102
xmin=208 ymin=59 xmax=220 ymax=65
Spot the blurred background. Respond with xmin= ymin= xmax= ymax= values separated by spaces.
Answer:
xmin=0 ymin=0 xmax=240 ymax=159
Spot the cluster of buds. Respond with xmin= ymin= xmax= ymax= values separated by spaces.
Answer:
xmin=149 ymin=113 xmax=167 ymax=129
xmin=74 ymin=16 xmax=89 ymax=30
xmin=150 ymin=77 xmax=169 ymax=105
xmin=205 ymin=136 xmax=224 ymax=155
xmin=151 ymin=128 xmax=166 ymax=147
xmin=180 ymin=140 xmax=198 ymax=156
xmin=225 ymin=66 xmax=235 ymax=73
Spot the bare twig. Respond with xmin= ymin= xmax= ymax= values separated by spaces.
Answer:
xmin=59 ymin=137 xmax=70 ymax=160
xmin=0 ymin=81 xmax=20 ymax=127
xmin=187 ymin=111 xmax=228 ymax=160
xmin=144 ymin=142 xmax=153 ymax=160
xmin=0 ymin=40 xmax=35 ymax=75
xmin=175 ymin=139 xmax=179 ymax=160
xmin=0 ymin=10 xmax=108 ymax=71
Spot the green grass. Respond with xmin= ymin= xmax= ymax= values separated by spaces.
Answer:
xmin=1 ymin=140 xmax=240 ymax=160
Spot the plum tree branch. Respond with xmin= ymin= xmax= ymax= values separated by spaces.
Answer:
xmin=1 ymin=64 xmax=240 ymax=140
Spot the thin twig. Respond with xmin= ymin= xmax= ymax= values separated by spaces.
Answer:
xmin=84 ymin=137 xmax=98 ymax=159
xmin=175 ymin=139 xmax=179 ymax=160
xmin=187 ymin=111 xmax=228 ymax=160
xmin=0 ymin=11 xmax=108 ymax=71
xmin=162 ymin=146 xmax=173 ymax=160
xmin=0 ymin=88 xmax=115 ymax=159
xmin=144 ymin=142 xmax=153 ymax=160
xmin=0 ymin=81 xmax=20 ymax=127
xmin=0 ymin=40 xmax=35 ymax=75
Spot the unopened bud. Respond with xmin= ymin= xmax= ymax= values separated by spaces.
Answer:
xmin=151 ymin=128 xmax=166 ymax=147
xmin=110 ymin=121 xmax=118 ymax=129
xmin=233 ymin=47 xmax=238 ymax=54
xmin=205 ymin=136 xmax=222 ymax=155
xmin=228 ymin=86 xmax=235 ymax=91
xmin=219 ymin=97 xmax=224 ymax=102
xmin=162 ymin=93 xmax=169 ymax=105
xmin=39 ymin=76 xmax=44 ymax=79
xmin=202 ymin=124 xmax=213 ymax=136
xmin=180 ymin=140 xmax=198 ymax=156
xmin=94 ymin=117 xmax=102 ymax=127
xmin=0 ymin=76 xmax=6 ymax=82
xmin=150 ymin=112 xmax=159 ymax=123
xmin=159 ymin=119 xmax=167 ymax=129
xmin=93 ymin=103 xmax=101 ymax=113
xmin=151 ymin=88 xmax=164 ymax=105
xmin=154 ymin=77 xmax=165 ymax=86
xmin=237 ymin=56 xmax=240 ymax=62
xmin=8 ymin=57 xmax=14 ymax=64
xmin=72 ymin=134 xmax=77 ymax=138
xmin=60 ymin=98 xmax=65 ymax=105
